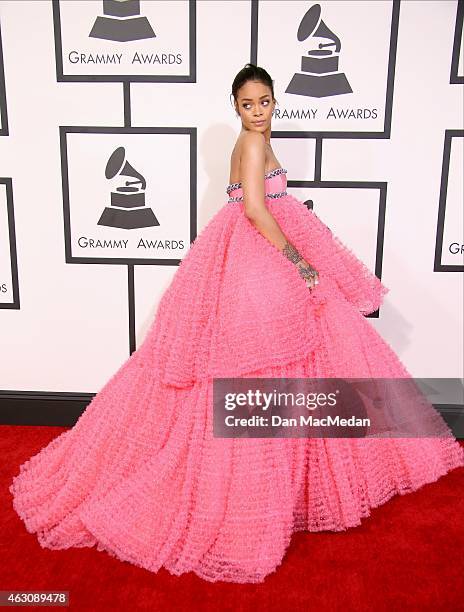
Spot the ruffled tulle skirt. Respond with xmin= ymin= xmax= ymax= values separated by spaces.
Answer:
xmin=10 ymin=193 xmax=464 ymax=583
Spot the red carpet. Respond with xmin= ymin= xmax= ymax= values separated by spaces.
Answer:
xmin=1 ymin=425 xmax=463 ymax=611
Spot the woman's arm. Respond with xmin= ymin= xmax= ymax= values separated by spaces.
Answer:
xmin=240 ymin=131 xmax=319 ymax=289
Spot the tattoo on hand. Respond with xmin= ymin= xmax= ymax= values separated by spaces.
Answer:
xmin=297 ymin=264 xmax=318 ymax=281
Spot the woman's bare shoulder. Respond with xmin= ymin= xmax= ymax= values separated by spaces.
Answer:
xmin=235 ymin=131 xmax=266 ymax=165
xmin=237 ymin=129 xmax=265 ymax=148
xmin=230 ymin=131 xmax=265 ymax=183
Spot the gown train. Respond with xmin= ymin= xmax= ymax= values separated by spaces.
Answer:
xmin=9 ymin=168 xmax=464 ymax=583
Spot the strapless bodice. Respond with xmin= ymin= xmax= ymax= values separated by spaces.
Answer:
xmin=226 ymin=167 xmax=288 ymax=203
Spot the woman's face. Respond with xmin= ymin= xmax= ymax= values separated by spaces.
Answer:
xmin=235 ymin=80 xmax=275 ymax=133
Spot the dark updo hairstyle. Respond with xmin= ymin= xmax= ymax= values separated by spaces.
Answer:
xmin=230 ymin=63 xmax=275 ymax=111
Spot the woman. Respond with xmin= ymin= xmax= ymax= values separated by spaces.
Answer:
xmin=10 ymin=63 xmax=464 ymax=584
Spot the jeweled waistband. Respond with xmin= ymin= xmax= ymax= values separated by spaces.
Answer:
xmin=228 ymin=190 xmax=287 ymax=203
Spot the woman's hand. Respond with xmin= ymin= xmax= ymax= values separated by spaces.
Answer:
xmin=296 ymin=259 xmax=319 ymax=290
xmin=282 ymin=240 xmax=319 ymax=291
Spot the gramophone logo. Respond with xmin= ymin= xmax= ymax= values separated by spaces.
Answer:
xmin=98 ymin=146 xmax=160 ymax=230
xmin=89 ymin=0 xmax=156 ymax=42
xmin=285 ymin=3 xmax=352 ymax=98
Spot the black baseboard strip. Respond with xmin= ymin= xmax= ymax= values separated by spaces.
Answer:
xmin=0 ymin=393 xmax=463 ymax=438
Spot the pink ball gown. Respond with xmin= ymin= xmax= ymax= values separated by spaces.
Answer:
xmin=9 ymin=167 xmax=464 ymax=584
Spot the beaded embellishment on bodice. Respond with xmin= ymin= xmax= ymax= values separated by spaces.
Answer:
xmin=226 ymin=167 xmax=288 ymax=203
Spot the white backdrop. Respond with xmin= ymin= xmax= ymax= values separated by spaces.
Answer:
xmin=0 ymin=0 xmax=463 ymax=395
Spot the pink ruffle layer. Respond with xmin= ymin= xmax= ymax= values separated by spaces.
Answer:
xmin=10 ymin=188 xmax=464 ymax=583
